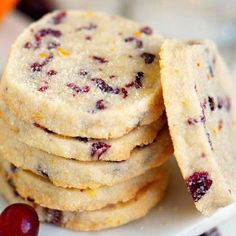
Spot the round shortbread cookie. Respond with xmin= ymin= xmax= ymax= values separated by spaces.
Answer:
xmin=0 ymin=10 xmax=164 ymax=139
xmin=0 ymin=117 xmax=173 ymax=188
xmin=0 ymin=100 xmax=166 ymax=161
xmin=160 ymin=40 xmax=236 ymax=215
xmin=1 ymin=156 xmax=167 ymax=212
xmin=0 ymin=172 xmax=168 ymax=231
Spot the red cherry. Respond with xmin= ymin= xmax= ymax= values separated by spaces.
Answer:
xmin=0 ymin=203 xmax=39 ymax=236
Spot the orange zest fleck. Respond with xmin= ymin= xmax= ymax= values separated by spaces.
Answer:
xmin=39 ymin=52 xmax=49 ymax=58
xmin=133 ymin=31 xmax=141 ymax=38
xmin=56 ymin=47 xmax=71 ymax=57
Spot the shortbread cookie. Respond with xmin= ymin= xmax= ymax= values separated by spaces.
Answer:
xmin=160 ymin=40 xmax=236 ymax=215
xmin=1 ymin=156 xmax=167 ymax=211
xmin=0 ymin=172 xmax=168 ymax=231
xmin=0 ymin=118 xmax=172 ymax=188
xmin=1 ymin=10 xmax=164 ymax=139
xmin=0 ymin=100 xmax=166 ymax=161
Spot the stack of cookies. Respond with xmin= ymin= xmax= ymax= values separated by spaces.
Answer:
xmin=0 ymin=11 xmax=173 ymax=231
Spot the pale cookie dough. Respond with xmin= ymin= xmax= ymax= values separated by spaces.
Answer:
xmin=0 ymin=172 xmax=168 ymax=231
xmin=0 ymin=118 xmax=173 ymax=188
xmin=0 ymin=10 xmax=164 ymax=139
xmin=1 ymin=156 xmax=167 ymax=212
xmin=160 ymin=39 xmax=236 ymax=215
xmin=0 ymin=99 xmax=166 ymax=161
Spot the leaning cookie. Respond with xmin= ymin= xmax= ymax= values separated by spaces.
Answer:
xmin=160 ymin=39 xmax=236 ymax=215
xmin=1 ymin=10 xmax=164 ymax=139
xmin=0 ymin=99 xmax=166 ymax=161
xmin=0 ymin=118 xmax=173 ymax=189
xmin=1 ymin=156 xmax=167 ymax=212
xmin=0 ymin=172 xmax=168 ymax=231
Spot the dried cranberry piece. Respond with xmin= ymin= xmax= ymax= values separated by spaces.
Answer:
xmin=187 ymin=99 xmax=207 ymax=125
xmin=140 ymin=52 xmax=156 ymax=64
xmin=79 ymin=69 xmax=88 ymax=76
xmin=47 ymin=70 xmax=57 ymax=76
xmin=43 ymin=208 xmax=63 ymax=225
xmin=24 ymin=42 xmax=32 ymax=49
xmin=38 ymin=81 xmax=49 ymax=92
xmin=135 ymin=72 xmax=144 ymax=89
xmin=125 ymin=82 xmax=135 ymax=88
xmin=52 ymin=11 xmax=66 ymax=24
xmin=187 ymin=118 xmax=199 ymax=125
xmin=92 ymin=56 xmax=108 ymax=64
xmin=135 ymin=40 xmax=143 ymax=49
xmin=124 ymin=37 xmax=143 ymax=49
xmin=91 ymin=142 xmax=111 ymax=160
xmin=200 ymin=98 xmax=207 ymax=124
xmin=0 ymin=203 xmax=39 ymax=236
xmin=77 ymin=23 xmax=97 ymax=31
xmin=140 ymin=26 xmax=153 ymax=35
xmin=67 ymin=83 xmax=90 ymax=95
xmin=208 ymin=96 xmax=215 ymax=111
xmin=185 ymin=172 xmax=213 ymax=202
xmin=125 ymin=72 xmax=144 ymax=90
xmin=85 ymin=35 xmax=92 ymax=40
xmin=31 ymin=54 xmax=53 ymax=72
xmin=121 ymin=88 xmax=128 ymax=98
xmin=96 ymin=99 xmax=106 ymax=110
xmin=31 ymin=62 xmax=42 ymax=72
xmin=217 ymin=97 xmax=224 ymax=109
xmin=200 ymin=153 xmax=206 ymax=158
xmin=34 ymin=28 xmax=62 ymax=41
xmin=92 ymin=78 xmax=119 ymax=94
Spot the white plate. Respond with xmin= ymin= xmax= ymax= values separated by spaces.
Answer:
xmin=1 ymin=158 xmax=236 ymax=236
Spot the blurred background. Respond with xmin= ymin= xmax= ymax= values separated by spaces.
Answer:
xmin=0 ymin=1 xmax=236 ymax=235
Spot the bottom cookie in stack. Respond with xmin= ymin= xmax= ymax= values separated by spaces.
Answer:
xmin=0 ymin=160 xmax=168 ymax=231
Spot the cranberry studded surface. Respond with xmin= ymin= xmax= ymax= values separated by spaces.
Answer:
xmin=91 ymin=142 xmax=111 ymax=160
xmin=0 ymin=203 xmax=39 ymax=236
xmin=185 ymin=172 xmax=213 ymax=202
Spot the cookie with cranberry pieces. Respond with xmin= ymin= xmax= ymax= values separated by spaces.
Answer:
xmin=0 ymin=10 xmax=164 ymax=139
xmin=0 ymin=99 xmax=166 ymax=161
xmin=0 ymin=117 xmax=172 ymax=189
xmin=1 ymin=156 xmax=167 ymax=212
xmin=160 ymin=39 xmax=236 ymax=215
xmin=0 ymin=170 xmax=168 ymax=231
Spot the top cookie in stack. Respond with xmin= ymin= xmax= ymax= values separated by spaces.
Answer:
xmin=1 ymin=10 xmax=164 ymax=139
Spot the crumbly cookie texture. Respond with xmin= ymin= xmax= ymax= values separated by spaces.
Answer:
xmin=0 ymin=99 xmax=166 ymax=161
xmin=1 ymin=156 xmax=167 ymax=212
xmin=0 ymin=171 xmax=168 ymax=231
xmin=160 ymin=39 xmax=236 ymax=215
xmin=0 ymin=10 xmax=164 ymax=139
xmin=0 ymin=117 xmax=173 ymax=188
